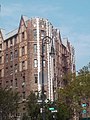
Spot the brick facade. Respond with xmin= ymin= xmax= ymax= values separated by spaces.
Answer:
xmin=0 ymin=15 xmax=75 ymax=102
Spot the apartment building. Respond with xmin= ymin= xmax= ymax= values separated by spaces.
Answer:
xmin=0 ymin=15 xmax=75 ymax=102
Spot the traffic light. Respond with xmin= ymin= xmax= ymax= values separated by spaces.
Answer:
xmin=82 ymin=103 xmax=87 ymax=107
xmin=82 ymin=109 xmax=87 ymax=114
xmin=82 ymin=103 xmax=87 ymax=114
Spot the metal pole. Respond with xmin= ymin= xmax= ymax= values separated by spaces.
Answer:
xmin=41 ymin=36 xmax=54 ymax=120
xmin=42 ymin=37 xmax=45 ymax=120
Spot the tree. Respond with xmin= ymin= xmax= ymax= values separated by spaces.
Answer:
xmin=0 ymin=88 xmax=20 ymax=120
xmin=26 ymin=92 xmax=56 ymax=120
xmin=58 ymin=63 xmax=90 ymax=119
xmin=26 ymin=91 xmax=40 ymax=120
xmin=56 ymin=102 xmax=70 ymax=120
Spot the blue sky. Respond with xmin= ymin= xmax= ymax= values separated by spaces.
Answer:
xmin=0 ymin=0 xmax=90 ymax=71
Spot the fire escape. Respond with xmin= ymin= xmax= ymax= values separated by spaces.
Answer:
xmin=62 ymin=53 xmax=69 ymax=86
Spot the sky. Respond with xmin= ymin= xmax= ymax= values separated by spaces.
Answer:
xmin=0 ymin=0 xmax=90 ymax=71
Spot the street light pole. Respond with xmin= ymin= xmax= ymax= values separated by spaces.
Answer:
xmin=41 ymin=35 xmax=45 ymax=120
xmin=41 ymin=36 xmax=55 ymax=120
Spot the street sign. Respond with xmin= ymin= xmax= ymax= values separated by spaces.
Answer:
xmin=49 ymin=107 xmax=55 ymax=111
xmin=37 ymin=100 xmax=42 ymax=103
xmin=51 ymin=110 xmax=57 ymax=113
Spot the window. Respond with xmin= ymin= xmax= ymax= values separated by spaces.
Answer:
xmin=0 ymin=57 xmax=2 ymax=64
xmin=22 ymin=46 xmax=25 ymax=56
xmin=6 ymin=41 xmax=8 ymax=48
xmin=0 ymin=82 xmax=2 ymax=87
xmin=22 ymin=32 xmax=24 ymax=39
xmin=33 ymin=29 xmax=37 ymax=41
xmin=14 ymin=36 xmax=17 ymax=45
xmin=10 ymin=52 xmax=13 ymax=61
xmin=22 ymin=76 xmax=25 ymax=87
xmin=10 ymin=65 xmax=13 ymax=69
xmin=15 ymin=50 xmax=18 ymax=58
xmin=6 ymin=66 xmax=8 ymax=74
xmin=10 ymin=80 xmax=13 ymax=86
xmin=34 ymin=44 xmax=37 ymax=53
xmin=22 ymin=61 xmax=25 ymax=70
xmin=6 ymin=54 xmax=8 ymax=63
xmin=34 ymin=59 xmax=38 ymax=67
xmin=43 ymin=45 xmax=46 ymax=53
xmin=40 ymin=20 xmax=45 ymax=28
xmin=10 ymin=70 xmax=13 ymax=75
xmin=34 ymin=74 xmax=38 ymax=83
xmin=22 ymin=92 xmax=25 ymax=99
xmin=6 ymin=81 xmax=9 ymax=88
xmin=0 ymin=44 xmax=2 ymax=49
xmin=15 ymin=64 xmax=18 ymax=72
xmin=15 ymin=78 xmax=17 ymax=87
xmin=6 ymin=66 xmax=8 ymax=69
xmin=43 ymin=60 xmax=46 ymax=67
xmin=23 ymin=76 xmax=25 ymax=82
xmin=41 ymin=30 xmax=45 ymax=39
xmin=0 ymin=70 xmax=1 ymax=77
xmin=10 ymin=39 xmax=13 ymax=45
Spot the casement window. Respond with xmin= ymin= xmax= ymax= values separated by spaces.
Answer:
xmin=41 ymin=30 xmax=45 ymax=39
xmin=34 ymin=44 xmax=37 ymax=53
xmin=34 ymin=74 xmax=38 ymax=83
xmin=0 ymin=57 xmax=2 ymax=64
xmin=10 ymin=39 xmax=13 ymax=46
xmin=15 ymin=78 xmax=17 ymax=87
xmin=15 ymin=50 xmax=18 ymax=58
xmin=23 ymin=76 xmax=25 ymax=82
xmin=34 ymin=59 xmax=38 ymax=68
xmin=6 ymin=41 xmax=8 ymax=48
xmin=33 ymin=29 xmax=37 ymax=41
xmin=0 ymin=70 xmax=1 ymax=77
xmin=6 ymin=54 xmax=8 ymax=63
xmin=43 ymin=45 xmax=46 ymax=53
xmin=6 ymin=81 xmax=9 ymax=88
xmin=22 ymin=76 xmax=25 ymax=88
xmin=22 ymin=46 xmax=25 ymax=56
xmin=10 ymin=80 xmax=13 ymax=86
xmin=6 ymin=67 xmax=8 ymax=73
xmin=15 ymin=64 xmax=18 ymax=72
xmin=40 ymin=20 xmax=45 ymax=28
xmin=10 ymin=52 xmax=13 ymax=61
xmin=43 ymin=60 xmax=46 ymax=67
xmin=22 ymin=92 xmax=25 ymax=99
xmin=14 ymin=36 xmax=17 ymax=45
xmin=22 ymin=32 xmax=25 ymax=39
xmin=22 ymin=61 xmax=25 ymax=70
xmin=0 ymin=44 xmax=2 ymax=49
xmin=0 ymin=82 xmax=2 ymax=87
xmin=10 ymin=65 xmax=13 ymax=70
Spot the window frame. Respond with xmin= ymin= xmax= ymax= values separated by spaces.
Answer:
xmin=34 ymin=59 xmax=38 ymax=68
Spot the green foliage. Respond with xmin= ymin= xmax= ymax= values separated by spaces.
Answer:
xmin=26 ymin=92 xmax=58 ymax=120
xmin=0 ymin=88 xmax=20 ymax=120
xmin=22 ymin=114 xmax=28 ymax=120
xmin=26 ymin=91 xmax=40 ymax=120
xmin=56 ymin=102 xmax=70 ymax=120
xmin=26 ymin=91 xmax=70 ymax=120
xmin=58 ymin=63 xmax=90 ymax=119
